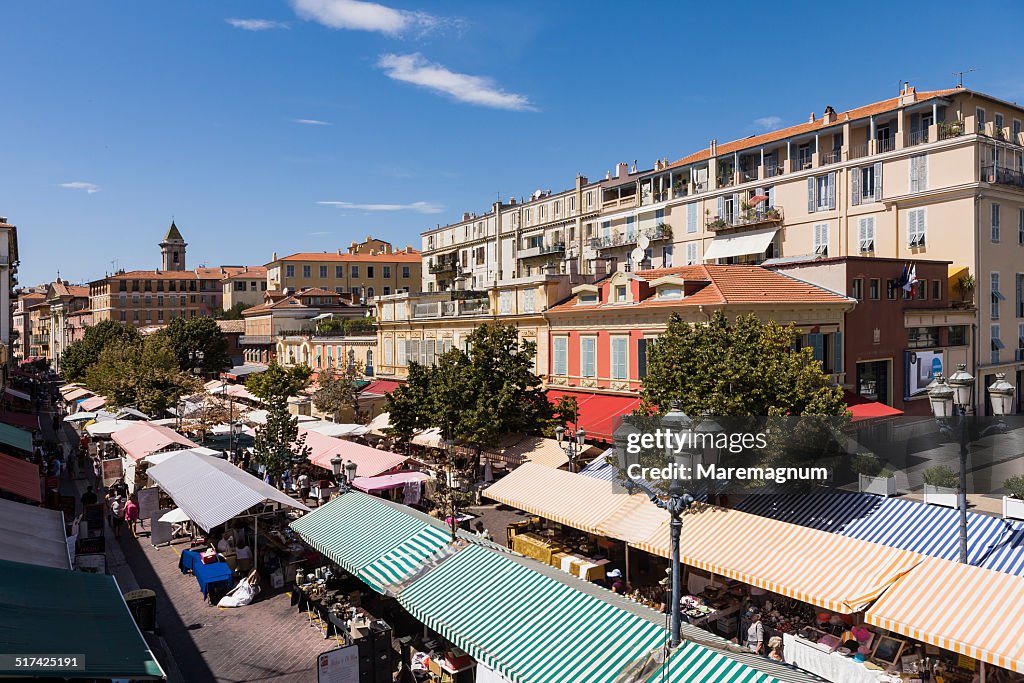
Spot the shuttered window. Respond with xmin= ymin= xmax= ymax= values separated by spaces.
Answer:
xmin=813 ymin=223 xmax=829 ymax=255
xmin=580 ymin=337 xmax=596 ymax=378
xmin=687 ymin=203 xmax=697 ymax=233
xmin=991 ymin=203 xmax=1001 ymax=243
xmin=552 ymin=337 xmax=567 ymax=376
xmin=611 ymin=337 xmax=628 ymax=380
xmin=808 ymin=173 xmax=836 ymax=212
xmin=397 ymin=340 xmax=407 ymax=367
xmin=909 ymin=154 xmax=928 ymax=192
xmin=858 ymin=217 xmax=875 ymax=253
xmin=686 ymin=242 xmax=699 ymax=265
xmin=383 ymin=339 xmax=393 ymax=366
xmin=907 ymin=209 xmax=927 ymax=248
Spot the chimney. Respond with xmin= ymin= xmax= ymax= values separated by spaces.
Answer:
xmin=615 ymin=162 xmax=629 ymax=178
xmin=605 ymin=171 xmax=611 ymax=180
xmin=823 ymin=106 xmax=836 ymax=124
xmin=272 ymin=251 xmax=277 ymax=261
xmin=808 ymin=112 xmax=816 ymax=123
xmin=463 ymin=212 xmax=472 ymax=221
xmin=709 ymin=139 xmax=717 ymax=156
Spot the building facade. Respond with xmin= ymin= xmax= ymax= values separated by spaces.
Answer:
xmin=0 ymin=218 xmax=19 ymax=381
xmin=221 ymin=266 xmax=269 ymax=312
xmin=266 ymin=238 xmax=421 ymax=301
xmin=45 ymin=279 xmax=90 ymax=372
xmin=12 ymin=289 xmax=44 ymax=362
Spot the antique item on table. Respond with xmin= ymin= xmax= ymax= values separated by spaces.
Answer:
xmin=817 ymin=634 xmax=841 ymax=652
xmin=871 ymin=635 xmax=907 ymax=666
xmin=799 ymin=626 xmax=827 ymax=642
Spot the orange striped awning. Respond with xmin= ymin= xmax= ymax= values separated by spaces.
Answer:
xmin=482 ymin=462 xmax=634 ymax=534
xmin=633 ymin=505 xmax=923 ymax=613
xmin=866 ymin=557 xmax=1024 ymax=673
xmin=596 ymin=493 xmax=668 ymax=545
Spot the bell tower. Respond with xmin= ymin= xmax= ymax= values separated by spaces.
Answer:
xmin=160 ymin=220 xmax=187 ymax=271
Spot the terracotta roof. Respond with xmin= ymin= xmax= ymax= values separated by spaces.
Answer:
xmin=547 ymin=265 xmax=852 ymax=314
xmin=667 ymin=87 xmax=962 ymax=169
xmin=221 ymin=266 xmax=268 ymax=280
xmin=100 ymin=267 xmax=243 ymax=281
xmin=296 ymin=287 xmax=339 ymax=297
xmin=216 ymin=320 xmax=245 ymax=333
xmin=274 ymin=250 xmax=421 ymax=264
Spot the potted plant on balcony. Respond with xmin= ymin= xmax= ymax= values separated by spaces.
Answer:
xmin=923 ymin=465 xmax=959 ymax=508
xmin=654 ymin=222 xmax=672 ymax=239
xmin=766 ymin=207 xmax=781 ymax=221
xmin=1002 ymin=475 xmax=1024 ymax=521
xmin=854 ymin=454 xmax=897 ymax=496
xmin=954 ymin=274 xmax=976 ymax=306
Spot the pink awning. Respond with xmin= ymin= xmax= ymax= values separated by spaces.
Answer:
xmin=303 ymin=430 xmax=407 ymax=477
xmin=351 ymin=471 xmax=429 ymax=493
xmin=79 ymin=395 xmax=107 ymax=412
xmin=111 ymin=423 xmax=199 ymax=461
xmin=0 ymin=451 xmax=42 ymax=502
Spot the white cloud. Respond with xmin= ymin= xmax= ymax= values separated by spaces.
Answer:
xmin=307 ymin=231 xmax=331 ymax=236
xmin=293 ymin=118 xmax=332 ymax=125
xmin=226 ymin=18 xmax=289 ymax=30
xmin=318 ymin=200 xmax=443 ymax=214
xmin=290 ymin=0 xmax=449 ymax=35
xmin=752 ymin=116 xmax=783 ymax=131
xmin=60 ymin=181 xmax=99 ymax=194
xmin=377 ymin=53 xmax=535 ymax=112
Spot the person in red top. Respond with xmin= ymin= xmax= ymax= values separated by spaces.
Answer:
xmin=124 ymin=495 xmax=140 ymax=539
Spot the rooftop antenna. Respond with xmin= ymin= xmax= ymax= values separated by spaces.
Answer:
xmin=953 ymin=69 xmax=975 ymax=88
xmin=110 ymin=258 xmax=119 ymax=273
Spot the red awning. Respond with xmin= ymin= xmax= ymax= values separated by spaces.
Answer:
xmin=0 ymin=451 xmax=42 ymax=503
xmin=546 ymin=389 xmax=642 ymax=443
xmin=0 ymin=411 xmax=40 ymax=432
xmin=360 ymin=379 xmax=403 ymax=396
xmin=844 ymin=391 xmax=904 ymax=422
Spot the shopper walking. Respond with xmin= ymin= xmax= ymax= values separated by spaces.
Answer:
xmin=124 ymin=495 xmax=140 ymax=539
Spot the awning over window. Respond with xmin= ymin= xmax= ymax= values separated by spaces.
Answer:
xmin=545 ymin=389 xmax=641 ymax=442
xmin=0 ymin=498 xmax=70 ymax=569
xmin=3 ymin=387 xmax=31 ymax=402
xmin=865 ymin=557 xmax=1024 ymax=673
xmin=702 ymin=227 xmax=778 ymax=262
xmin=0 ymin=559 xmax=165 ymax=680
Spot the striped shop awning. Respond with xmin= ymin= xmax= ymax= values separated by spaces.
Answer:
xmin=645 ymin=641 xmax=779 ymax=683
xmin=632 ymin=505 xmax=924 ymax=613
xmin=358 ymin=525 xmax=451 ymax=592
xmin=865 ymin=557 xmax=1024 ymax=673
xmin=738 ymin=491 xmax=1024 ymax=577
xmin=482 ymin=462 xmax=635 ymax=534
xmin=396 ymin=543 xmax=773 ymax=683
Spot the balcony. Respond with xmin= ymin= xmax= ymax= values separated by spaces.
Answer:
xmin=938 ymin=121 xmax=965 ymax=141
xmin=764 ymin=163 xmax=783 ymax=178
xmin=412 ymin=298 xmax=490 ymax=319
xmin=849 ymin=142 xmax=870 ymax=160
xmin=820 ymin=149 xmax=842 ymax=165
xmin=981 ymin=165 xmax=1024 ymax=188
xmin=876 ymin=137 xmax=896 ymax=154
xmin=705 ymin=206 xmax=784 ymax=232
xmin=906 ymin=129 xmax=930 ymax=147
xmin=239 ymin=335 xmax=274 ymax=345
xmin=429 ymin=259 xmax=459 ymax=274
xmin=589 ymin=224 xmax=671 ymax=251
xmin=519 ymin=242 xmax=566 ymax=259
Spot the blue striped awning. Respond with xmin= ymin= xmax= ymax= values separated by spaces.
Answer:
xmin=737 ymin=492 xmax=1024 ymax=577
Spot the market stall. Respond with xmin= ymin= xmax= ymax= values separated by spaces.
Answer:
xmin=0 ymin=497 xmax=71 ymax=570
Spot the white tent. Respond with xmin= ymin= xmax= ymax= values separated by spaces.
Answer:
xmin=158 ymin=508 xmax=191 ymax=524
xmin=302 ymin=421 xmax=370 ymax=438
xmin=85 ymin=420 xmax=136 ymax=437
xmin=63 ymin=412 xmax=97 ymax=423
xmin=145 ymin=446 xmax=222 ymax=465
xmin=365 ymin=412 xmax=391 ymax=435
xmin=0 ymin=498 xmax=72 ymax=570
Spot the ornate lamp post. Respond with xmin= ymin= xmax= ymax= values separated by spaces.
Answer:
xmin=988 ymin=373 xmax=1017 ymax=417
xmin=928 ymin=368 xmax=972 ymax=563
xmin=554 ymin=425 xmax=587 ymax=473
xmin=331 ymin=456 xmax=358 ymax=495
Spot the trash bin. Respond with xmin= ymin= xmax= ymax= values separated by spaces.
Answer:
xmin=123 ymin=589 xmax=157 ymax=631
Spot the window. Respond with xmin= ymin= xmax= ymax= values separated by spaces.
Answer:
xmin=523 ymin=288 xmax=536 ymax=313
xmin=302 ymin=265 xmax=311 ymax=278
xmin=351 ymin=286 xmax=361 ymax=297
xmin=614 ymin=285 xmax=627 ymax=302
xmin=586 ymin=191 xmax=593 ymax=209
xmin=366 ymin=287 xmax=374 ymax=298
xmin=637 ymin=338 xmax=650 ymax=379
xmin=1020 ymin=209 xmax=1024 ymax=245
xmin=662 ymin=245 xmax=673 ymax=267
xmin=1015 ymin=119 xmax=1022 ymax=139
xmin=991 ymin=324 xmax=1002 ymax=364
xmin=120 ymin=311 xmax=126 ymax=322
xmin=1019 ymin=323 xmax=1024 ymax=361
xmin=319 ymin=265 xmax=328 ymax=278
xmin=977 ymin=108 xmax=986 ymax=127
xmin=611 ymin=337 xmax=628 ymax=380
xmin=569 ymin=196 xmax=576 ymax=213
xmin=383 ymin=266 xmax=391 ymax=278
xmin=869 ymin=278 xmax=880 ymax=299
xmin=947 ymin=325 xmax=968 ymax=346
xmin=554 ymin=201 xmax=561 ymax=217
xmin=383 ymin=286 xmax=391 ymax=295
xmin=367 ymin=266 xmax=374 ymax=278
xmin=852 ymin=163 xmax=882 ymax=204
xmin=658 ymin=286 xmax=682 ymax=300
xmin=992 ymin=203 xmax=1001 ymax=242
xmin=580 ymin=337 xmax=596 ymax=377
xmin=851 ymin=278 xmax=864 ymax=300
xmin=909 ymin=154 xmax=928 ymax=192
xmin=686 ymin=242 xmax=699 ymax=265
xmin=499 ymin=290 xmax=513 ymax=314
xmin=907 ymin=327 xmax=940 ymax=349
xmin=351 ymin=265 xmax=359 ymax=278
xmin=808 ymin=173 xmax=836 ymax=212
xmin=132 ymin=294 xmax=139 ymax=304
xmin=579 ymin=293 xmax=598 ymax=305
xmin=887 ymin=279 xmax=897 ymax=300
xmin=625 ymin=216 xmax=635 ymax=241
xmin=858 ymin=217 xmax=875 ymax=253
xmin=687 ymin=203 xmax=697 ymax=233
xmin=813 ymin=223 xmax=829 ymax=255
xmin=907 ymin=208 xmax=927 ymax=248
xmin=538 ymin=205 xmax=546 ymax=220
xmin=996 ymin=112 xmax=1004 ymax=132
xmin=552 ymin=337 xmax=568 ymax=376
xmin=397 ymin=339 xmax=407 ymax=366
xmin=524 ymin=209 xmax=531 ymax=225
xmin=992 ymin=272 xmax=1003 ymax=319
xmin=402 ymin=266 xmax=410 ymax=278
xmin=933 ymin=279 xmax=942 ymax=301
xmin=917 ymin=280 xmax=927 ymax=300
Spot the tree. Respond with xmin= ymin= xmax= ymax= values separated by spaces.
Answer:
xmin=641 ymin=311 xmax=847 ymax=417
xmin=216 ymin=302 xmax=250 ymax=320
xmin=84 ymin=335 xmax=202 ymax=415
xmin=158 ymin=317 xmax=231 ymax=374
xmin=245 ymin=360 xmax=312 ymax=401
xmin=252 ymin=395 xmax=312 ymax=484
xmin=384 ymin=362 xmax=434 ymax=445
xmin=312 ymin=353 xmax=366 ymax=423
xmin=60 ymin=320 xmax=141 ymax=381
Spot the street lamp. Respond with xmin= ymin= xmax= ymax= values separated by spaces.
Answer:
xmin=928 ymin=364 xmax=974 ymax=564
xmin=332 ymin=456 xmax=357 ymax=494
xmin=988 ymin=373 xmax=1017 ymax=417
xmin=554 ymin=425 xmax=587 ymax=473
xmin=613 ymin=401 xmax=696 ymax=649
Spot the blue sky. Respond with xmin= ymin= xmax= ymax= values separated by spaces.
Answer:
xmin=2 ymin=1 xmax=1022 ymax=285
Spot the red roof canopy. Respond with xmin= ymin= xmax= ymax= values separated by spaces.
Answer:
xmin=844 ymin=391 xmax=904 ymax=422
xmin=546 ymin=389 xmax=642 ymax=443
xmin=0 ymin=452 xmax=42 ymax=503
xmin=361 ymin=379 xmax=403 ymax=397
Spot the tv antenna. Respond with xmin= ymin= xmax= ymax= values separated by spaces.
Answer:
xmin=110 ymin=258 xmax=119 ymax=274
xmin=953 ymin=69 xmax=975 ymax=88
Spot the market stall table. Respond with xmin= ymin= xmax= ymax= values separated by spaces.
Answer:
xmin=783 ymin=632 xmax=896 ymax=683
xmin=179 ymin=549 xmax=235 ymax=600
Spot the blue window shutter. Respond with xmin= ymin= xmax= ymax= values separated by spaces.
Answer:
xmin=809 ymin=333 xmax=824 ymax=362
xmin=833 ymin=332 xmax=844 ymax=373
xmin=807 ymin=177 xmax=816 ymax=213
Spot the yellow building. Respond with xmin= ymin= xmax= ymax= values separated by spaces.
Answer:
xmin=221 ymin=266 xmax=268 ymax=312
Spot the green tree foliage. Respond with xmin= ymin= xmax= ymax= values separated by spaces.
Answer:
xmin=157 ymin=317 xmax=231 ymax=374
xmin=312 ymin=354 xmax=366 ymax=424
xmin=384 ymin=362 xmax=434 ymax=444
xmin=84 ymin=335 xmax=202 ymax=415
xmin=641 ymin=311 xmax=847 ymax=417
xmin=216 ymin=302 xmax=250 ymax=320
xmin=245 ymin=360 xmax=312 ymax=401
xmin=316 ymin=316 xmax=377 ymax=335
xmin=252 ymin=395 xmax=312 ymax=483
xmin=60 ymin=320 xmax=141 ymax=381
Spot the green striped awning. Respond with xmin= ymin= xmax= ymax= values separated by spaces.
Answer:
xmin=645 ymin=641 xmax=779 ymax=683
xmin=398 ymin=544 xmax=667 ymax=683
xmin=0 ymin=423 xmax=34 ymax=453
xmin=289 ymin=492 xmax=450 ymax=587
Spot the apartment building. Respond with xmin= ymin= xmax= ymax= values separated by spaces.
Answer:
xmin=0 ymin=217 xmax=18 ymax=382
xmin=221 ymin=266 xmax=269 ymax=311
xmin=26 ymin=299 xmax=51 ymax=362
xmin=375 ymin=272 xmax=584 ymax=380
xmin=45 ymin=279 xmax=90 ymax=372
xmin=12 ymin=289 xmax=44 ymax=362
xmin=266 ymin=237 xmax=421 ymax=301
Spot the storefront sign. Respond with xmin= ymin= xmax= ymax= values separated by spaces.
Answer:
xmin=904 ymin=349 xmax=943 ymax=398
xmin=316 ymin=645 xmax=359 ymax=683
xmin=101 ymin=458 xmax=123 ymax=487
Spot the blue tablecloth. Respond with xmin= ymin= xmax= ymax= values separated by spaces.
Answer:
xmin=180 ymin=550 xmax=235 ymax=599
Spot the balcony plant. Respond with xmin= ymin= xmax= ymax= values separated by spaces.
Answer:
xmin=923 ymin=465 xmax=959 ymax=508
xmin=766 ymin=207 xmax=782 ymax=220
xmin=708 ymin=217 xmax=726 ymax=230
xmin=954 ymin=273 xmax=976 ymax=305
xmin=853 ymin=453 xmax=897 ymax=496
xmin=1002 ymin=475 xmax=1024 ymax=520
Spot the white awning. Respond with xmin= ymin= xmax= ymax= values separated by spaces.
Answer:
xmin=0 ymin=498 xmax=71 ymax=570
xmin=311 ymin=313 xmax=333 ymax=321
xmin=702 ymin=227 xmax=778 ymax=262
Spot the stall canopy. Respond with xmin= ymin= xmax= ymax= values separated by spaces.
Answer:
xmin=62 ymin=387 xmax=93 ymax=402
xmin=0 ymin=451 xmax=41 ymax=502
xmin=79 ymin=395 xmax=107 ymax=412
xmin=544 ymin=389 xmax=642 ymax=442
xmin=220 ymin=363 xmax=268 ymax=380
xmin=842 ymin=391 xmax=904 ymax=422
xmin=633 ymin=505 xmax=923 ymax=614
xmin=3 ymin=387 xmax=31 ymax=402
xmin=365 ymin=411 xmax=391 ymax=435
xmin=351 ymin=471 xmax=429 ymax=493
xmin=145 ymin=446 xmax=222 ymax=465
xmin=865 ymin=557 xmax=1024 ymax=674
xmin=410 ymin=427 xmax=444 ymax=448
xmin=209 ymin=383 xmax=261 ymax=403
xmin=300 ymin=421 xmax=369 ymax=438
xmin=116 ymin=407 xmax=151 ymax=420
xmin=0 ymin=498 xmax=70 ymax=569
xmin=146 ymin=450 xmax=308 ymax=532
xmin=487 ymin=435 xmax=601 ymax=469
xmin=302 ymin=429 xmax=407 ymax=477
xmin=0 ymin=410 xmax=40 ymax=431
xmin=111 ymin=422 xmax=199 ymax=461
xmin=0 ymin=559 xmax=165 ymax=680
xmin=701 ymin=227 xmax=779 ymax=262
xmin=290 ymin=492 xmax=452 ymax=593
xmin=737 ymin=491 xmax=1024 ymax=577
xmin=0 ymin=422 xmax=34 ymax=453
xmin=85 ymin=419 xmax=136 ymax=437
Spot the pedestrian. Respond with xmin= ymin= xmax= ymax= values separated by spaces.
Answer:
xmin=745 ymin=612 xmax=764 ymax=655
xmin=280 ymin=468 xmax=292 ymax=492
xmin=767 ymin=636 xmax=784 ymax=662
xmin=124 ymin=495 xmax=140 ymax=538
xmin=296 ymin=471 xmax=311 ymax=503
xmin=235 ymin=538 xmax=252 ymax=574
xmin=80 ymin=485 xmax=98 ymax=508
xmin=109 ymin=493 xmax=126 ymax=539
